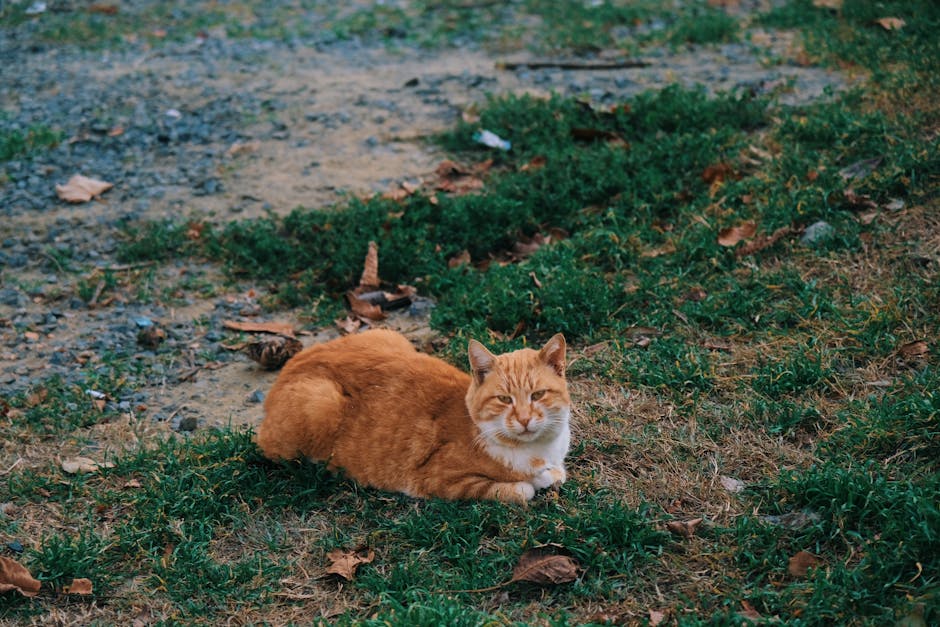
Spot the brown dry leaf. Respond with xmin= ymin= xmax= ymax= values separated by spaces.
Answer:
xmin=61 ymin=457 xmax=115 ymax=475
xmin=520 ymin=155 xmax=546 ymax=172
xmin=702 ymin=162 xmax=734 ymax=184
xmin=0 ymin=556 xmax=41 ymax=597
xmin=875 ymin=17 xmax=905 ymax=31
xmin=381 ymin=186 xmax=412 ymax=202
xmin=63 ymin=578 xmax=93 ymax=595
xmin=55 ymin=174 xmax=113 ymax=203
xmin=433 ymin=159 xmax=487 ymax=195
xmin=649 ymin=609 xmax=667 ymax=626
xmin=739 ymin=599 xmax=762 ymax=620
xmin=812 ymin=0 xmax=842 ymax=9
xmin=359 ymin=241 xmax=380 ymax=288
xmin=788 ymin=550 xmax=823 ymax=577
xmin=222 ymin=320 xmax=296 ymax=338
xmin=666 ymin=517 xmax=703 ymax=539
xmin=898 ymin=340 xmax=928 ymax=359
xmin=26 ymin=387 xmax=48 ymax=408
xmin=325 ymin=547 xmax=374 ymax=581
xmin=717 ymin=221 xmax=758 ymax=247
xmin=510 ymin=545 xmax=581 ymax=586
xmin=346 ymin=292 xmax=386 ymax=321
xmin=841 ymin=189 xmax=878 ymax=211
xmin=245 ymin=336 xmax=303 ymax=370
xmin=88 ymin=4 xmax=118 ymax=14
xmin=335 ymin=316 xmax=363 ymax=335
xmin=448 ymin=250 xmax=472 ymax=269
xmin=684 ymin=287 xmax=708 ymax=302
xmin=570 ymin=127 xmax=628 ymax=147
xmin=735 ymin=225 xmax=792 ymax=257
xmin=640 ymin=240 xmax=677 ymax=258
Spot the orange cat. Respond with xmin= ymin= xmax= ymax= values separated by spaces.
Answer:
xmin=256 ymin=329 xmax=571 ymax=503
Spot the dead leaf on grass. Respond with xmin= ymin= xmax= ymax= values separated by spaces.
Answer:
xmin=448 ymin=250 xmax=472 ymax=268
xmin=359 ymin=241 xmax=380 ymax=289
xmin=325 ymin=547 xmax=375 ymax=581
xmin=839 ymin=156 xmax=882 ymax=181
xmin=717 ymin=222 xmax=757 ymax=247
xmin=649 ymin=609 xmax=667 ymax=626
xmin=640 ymin=240 xmax=677 ymax=258
xmin=63 ymin=578 xmax=93 ymax=595
xmin=0 ymin=556 xmax=40 ymax=597
xmin=701 ymin=162 xmax=734 ymax=184
xmin=520 ymin=155 xmax=546 ymax=171
xmin=245 ymin=336 xmax=303 ymax=370
xmin=432 ymin=159 xmax=488 ymax=195
xmin=812 ymin=0 xmax=842 ymax=9
xmin=222 ymin=320 xmax=297 ymax=338
xmin=875 ymin=17 xmax=905 ymax=31
xmin=666 ymin=517 xmax=703 ymax=539
xmin=735 ymin=225 xmax=792 ymax=257
xmin=738 ymin=599 xmax=762 ymax=620
xmin=788 ymin=550 xmax=823 ymax=577
xmin=898 ymin=340 xmax=928 ymax=359
xmin=61 ymin=457 xmax=115 ymax=475
xmin=570 ymin=127 xmax=628 ymax=147
xmin=55 ymin=174 xmax=113 ymax=203
xmin=510 ymin=545 xmax=581 ymax=586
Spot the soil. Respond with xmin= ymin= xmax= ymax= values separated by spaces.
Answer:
xmin=0 ymin=11 xmax=850 ymax=451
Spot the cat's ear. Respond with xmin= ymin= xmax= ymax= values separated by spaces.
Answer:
xmin=539 ymin=333 xmax=567 ymax=377
xmin=468 ymin=339 xmax=496 ymax=384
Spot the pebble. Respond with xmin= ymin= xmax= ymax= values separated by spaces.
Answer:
xmin=800 ymin=220 xmax=836 ymax=247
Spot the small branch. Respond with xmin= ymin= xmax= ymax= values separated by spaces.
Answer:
xmin=0 ymin=458 xmax=24 ymax=476
xmin=497 ymin=60 xmax=649 ymax=71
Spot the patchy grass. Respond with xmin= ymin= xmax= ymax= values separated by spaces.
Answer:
xmin=4 ymin=0 xmax=940 ymax=624
xmin=0 ymin=120 xmax=62 ymax=163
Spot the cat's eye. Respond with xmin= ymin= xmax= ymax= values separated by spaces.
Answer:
xmin=497 ymin=395 xmax=513 ymax=404
xmin=531 ymin=390 xmax=546 ymax=401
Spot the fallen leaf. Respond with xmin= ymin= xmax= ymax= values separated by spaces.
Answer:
xmin=812 ymin=0 xmax=842 ymax=9
xmin=649 ymin=609 xmax=667 ymax=626
xmin=788 ymin=550 xmax=823 ymax=577
xmin=448 ymin=250 xmax=472 ymax=268
xmin=26 ymin=387 xmax=48 ymax=408
xmin=520 ymin=155 xmax=546 ymax=172
xmin=346 ymin=292 xmax=386 ymax=321
xmin=0 ymin=556 xmax=40 ymax=597
xmin=720 ymin=475 xmax=745 ymax=493
xmin=222 ymin=320 xmax=296 ymax=338
xmin=702 ymin=162 xmax=734 ymax=184
xmin=735 ymin=225 xmax=792 ymax=257
xmin=666 ymin=517 xmax=703 ymax=539
xmin=717 ymin=222 xmax=757 ymax=247
xmin=359 ymin=241 xmax=380 ymax=289
xmin=839 ymin=156 xmax=882 ymax=181
xmin=137 ymin=325 xmax=167 ymax=348
xmin=640 ymin=240 xmax=677 ymax=258
xmin=245 ymin=336 xmax=303 ymax=370
xmin=61 ymin=457 xmax=114 ymax=475
xmin=63 ymin=578 xmax=93 ymax=595
xmin=570 ymin=127 xmax=628 ymax=146
xmin=55 ymin=174 xmax=113 ymax=203
xmin=87 ymin=4 xmax=118 ymax=14
xmin=739 ymin=599 xmax=762 ymax=620
xmin=898 ymin=340 xmax=928 ymax=359
xmin=510 ymin=545 xmax=581 ymax=586
xmin=325 ymin=547 xmax=374 ymax=581
xmin=875 ymin=17 xmax=905 ymax=31
xmin=432 ymin=159 xmax=488 ymax=195
xmin=841 ymin=188 xmax=878 ymax=211
xmin=684 ymin=287 xmax=708 ymax=302
xmin=335 ymin=316 xmax=362 ymax=335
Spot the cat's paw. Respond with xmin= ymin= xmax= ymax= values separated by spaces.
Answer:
xmin=532 ymin=466 xmax=567 ymax=490
xmin=491 ymin=481 xmax=535 ymax=503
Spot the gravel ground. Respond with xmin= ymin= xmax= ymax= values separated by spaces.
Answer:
xmin=0 ymin=3 xmax=850 ymax=430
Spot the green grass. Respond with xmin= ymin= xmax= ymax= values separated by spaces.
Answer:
xmin=0 ymin=121 xmax=62 ymax=163
xmin=4 ymin=0 xmax=940 ymax=624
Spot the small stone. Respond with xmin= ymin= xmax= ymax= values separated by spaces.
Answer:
xmin=175 ymin=415 xmax=198 ymax=432
xmin=5 ymin=540 xmax=24 ymax=554
xmin=800 ymin=220 xmax=836 ymax=247
xmin=246 ymin=389 xmax=265 ymax=404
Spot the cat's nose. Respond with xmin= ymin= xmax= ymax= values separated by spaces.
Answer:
xmin=517 ymin=415 xmax=531 ymax=430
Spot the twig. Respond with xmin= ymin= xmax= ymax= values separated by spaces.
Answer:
xmin=104 ymin=261 xmax=156 ymax=271
xmin=0 ymin=458 xmax=23 ymax=475
xmin=40 ymin=251 xmax=64 ymax=273
xmin=88 ymin=279 xmax=106 ymax=307
xmin=497 ymin=59 xmax=649 ymax=71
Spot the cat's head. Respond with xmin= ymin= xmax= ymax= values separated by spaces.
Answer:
xmin=465 ymin=334 xmax=571 ymax=446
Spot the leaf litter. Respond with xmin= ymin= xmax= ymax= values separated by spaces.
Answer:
xmin=325 ymin=547 xmax=375 ymax=581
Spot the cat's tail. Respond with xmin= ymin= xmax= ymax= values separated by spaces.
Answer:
xmin=255 ymin=376 xmax=346 ymax=462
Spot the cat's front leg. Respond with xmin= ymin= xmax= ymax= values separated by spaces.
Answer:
xmin=487 ymin=481 xmax=536 ymax=503
xmin=531 ymin=465 xmax=566 ymax=490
